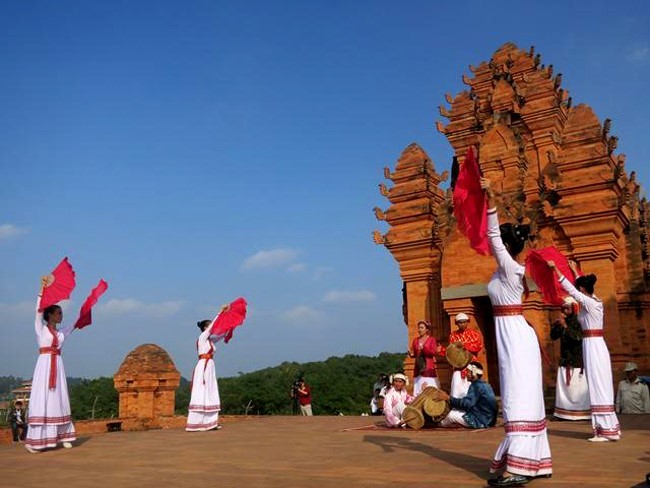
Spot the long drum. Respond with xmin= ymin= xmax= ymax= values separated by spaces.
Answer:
xmin=402 ymin=386 xmax=439 ymax=430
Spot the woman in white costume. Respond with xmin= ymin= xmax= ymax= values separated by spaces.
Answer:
xmin=186 ymin=308 xmax=228 ymax=432
xmin=481 ymin=179 xmax=552 ymax=487
xmin=548 ymin=264 xmax=621 ymax=441
xmin=25 ymin=277 xmax=77 ymax=453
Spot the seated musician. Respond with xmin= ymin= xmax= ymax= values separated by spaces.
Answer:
xmin=383 ymin=373 xmax=414 ymax=428
xmin=436 ymin=362 xmax=498 ymax=429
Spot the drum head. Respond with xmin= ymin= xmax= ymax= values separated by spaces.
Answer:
xmin=446 ymin=341 xmax=472 ymax=369
xmin=402 ymin=405 xmax=425 ymax=430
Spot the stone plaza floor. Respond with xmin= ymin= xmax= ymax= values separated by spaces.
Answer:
xmin=1 ymin=414 xmax=648 ymax=488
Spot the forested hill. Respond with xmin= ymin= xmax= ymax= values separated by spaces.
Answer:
xmin=0 ymin=352 xmax=406 ymax=418
xmin=215 ymin=352 xmax=406 ymax=416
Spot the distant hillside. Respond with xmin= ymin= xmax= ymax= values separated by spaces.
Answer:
xmin=215 ymin=352 xmax=406 ymax=416
xmin=2 ymin=352 xmax=407 ymax=417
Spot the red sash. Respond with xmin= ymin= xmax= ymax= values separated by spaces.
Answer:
xmin=492 ymin=305 xmax=551 ymax=366
xmin=40 ymin=334 xmax=60 ymax=390
xmin=582 ymin=330 xmax=604 ymax=338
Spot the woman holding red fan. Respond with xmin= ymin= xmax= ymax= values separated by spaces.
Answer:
xmin=186 ymin=305 xmax=230 ymax=432
xmin=25 ymin=275 xmax=77 ymax=453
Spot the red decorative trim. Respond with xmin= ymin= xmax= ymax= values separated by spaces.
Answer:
xmin=591 ymin=404 xmax=615 ymax=413
xmin=491 ymin=454 xmax=552 ymax=473
xmin=504 ymin=419 xmax=547 ymax=433
xmin=582 ymin=330 xmax=604 ymax=338
xmin=594 ymin=425 xmax=621 ymax=437
xmin=554 ymin=407 xmax=591 ymax=417
xmin=188 ymin=404 xmax=221 ymax=412
xmin=186 ymin=419 xmax=219 ymax=431
xmin=25 ymin=432 xmax=76 ymax=449
xmin=28 ymin=415 xmax=73 ymax=425
xmin=492 ymin=305 xmax=523 ymax=316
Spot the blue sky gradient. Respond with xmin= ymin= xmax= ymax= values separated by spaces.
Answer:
xmin=1 ymin=1 xmax=649 ymax=380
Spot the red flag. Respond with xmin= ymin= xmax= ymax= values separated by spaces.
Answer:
xmin=209 ymin=297 xmax=247 ymax=343
xmin=40 ymin=257 xmax=76 ymax=311
xmin=74 ymin=279 xmax=109 ymax=329
xmin=453 ymin=148 xmax=490 ymax=255
xmin=525 ymin=247 xmax=577 ymax=305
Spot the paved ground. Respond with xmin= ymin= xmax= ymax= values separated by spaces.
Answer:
xmin=1 ymin=415 xmax=648 ymax=488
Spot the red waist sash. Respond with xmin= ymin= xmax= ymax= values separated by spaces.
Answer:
xmin=582 ymin=330 xmax=604 ymax=338
xmin=493 ymin=305 xmax=523 ymax=316
xmin=491 ymin=305 xmax=551 ymax=366
xmin=39 ymin=347 xmax=61 ymax=389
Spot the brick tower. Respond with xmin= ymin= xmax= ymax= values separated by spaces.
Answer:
xmin=114 ymin=343 xmax=181 ymax=422
xmin=374 ymin=43 xmax=649 ymax=393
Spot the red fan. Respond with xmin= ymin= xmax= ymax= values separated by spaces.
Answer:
xmin=209 ymin=297 xmax=248 ymax=344
xmin=525 ymin=247 xmax=577 ymax=305
xmin=74 ymin=279 xmax=109 ymax=329
xmin=453 ymin=147 xmax=490 ymax=256
xmin=40 ymin=257 xmax=76 ymax=311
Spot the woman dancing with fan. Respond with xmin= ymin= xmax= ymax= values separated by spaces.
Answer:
xmin=186 ymin=298 xmax=247 ymax=432
xmin=25 ymin=274 xmax=77 ymax=452
xmin=480 ymin=179 xmax=552 ymax=486
xmin=25 ymin=259 xmax=107 ymax=453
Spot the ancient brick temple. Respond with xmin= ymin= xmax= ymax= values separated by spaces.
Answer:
xmin=114 ymin=344 xmax=181 ymax=420
xmin=374 ymin=43 xmax=649 ymax=394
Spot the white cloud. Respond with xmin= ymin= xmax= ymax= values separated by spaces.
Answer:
xmin=240 ymin=248 xmax=300 ymax=270
xmin=626 ymin=46 xmax=649 ymax=62
xmin=322 ymin=290 xmax=377 ymax=303
xmin=0 ymin=224 xmax=28 ymax=240
xmin=98 ymin=298 xmax=184 ymax=318
xmin=287 ymin=262 xmax=307 ymax=273
xmin=281 ymin=305 xmax=322 ymax=324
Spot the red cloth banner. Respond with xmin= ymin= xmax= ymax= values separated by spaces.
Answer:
xmin=525 ymin=247 xmax=577 ymax=305
xmin=209 ymin=297 xmax=248 ymax=343
xmin=40 ymin=257 xmax=76 ymax=311
xmin=74 ymin=279 xmax=109 ymax=329
xmin=452 ymin=148 xmax=490 ymax=255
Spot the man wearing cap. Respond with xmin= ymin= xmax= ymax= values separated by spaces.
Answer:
xmin=436 ymin=362 xmax=498 ymax=429
xmin=383 ymin=373 xmax=414 ymax=428
xmin=616 ymin=362 xmax=650 ymax=414
xmin=550 ymin=296 xmax=590 ymax=420
xmin=440 ymin=313 xmax=483 ymax=398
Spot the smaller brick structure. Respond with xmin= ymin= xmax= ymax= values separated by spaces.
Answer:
xmin=114 ymin=344 xmax=181 ymax=421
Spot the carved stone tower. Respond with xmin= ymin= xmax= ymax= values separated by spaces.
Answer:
xmin=374 ymin=43 xmax=649 ymax=392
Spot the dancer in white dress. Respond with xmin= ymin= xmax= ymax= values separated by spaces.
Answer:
xmin=25 ymin=277 xmax=76 ymax=452
xmin=481 ymin=180 xmax=552 ymax=487
xmin=186 ymin=311 xmax=227 ymax=432
xmin=548 ymin=263 xmax=621 ymax=441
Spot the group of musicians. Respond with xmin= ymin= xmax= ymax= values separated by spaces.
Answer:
xmin=383 ymin=306 xmax=592 ymax=431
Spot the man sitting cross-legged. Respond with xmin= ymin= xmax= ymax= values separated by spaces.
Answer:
xmin=436 ymin=361 xmax=498 ymax=429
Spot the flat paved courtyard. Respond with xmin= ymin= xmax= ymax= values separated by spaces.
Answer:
xmin=1 ymin=415 xmax=648 ymax=488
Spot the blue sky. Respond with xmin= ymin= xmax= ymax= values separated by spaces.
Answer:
xmin=1 ymin=1 xmax=649 ymax=380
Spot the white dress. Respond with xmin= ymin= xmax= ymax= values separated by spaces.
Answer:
xmin=486 ymin=210 xmax=552 ymax=477
xmin=186 ymin=327 xmax=221 ymax=431
xmin=25 ymin=296 xmax=76 ymax=450
xmin=559 ymin=277 xmax=621 ymax=439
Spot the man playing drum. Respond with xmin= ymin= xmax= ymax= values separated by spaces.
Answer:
xmin=435 ymin=362 xmax=498 ymax=429
xmin=440 ymin=313 xmax=484 ymax=398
